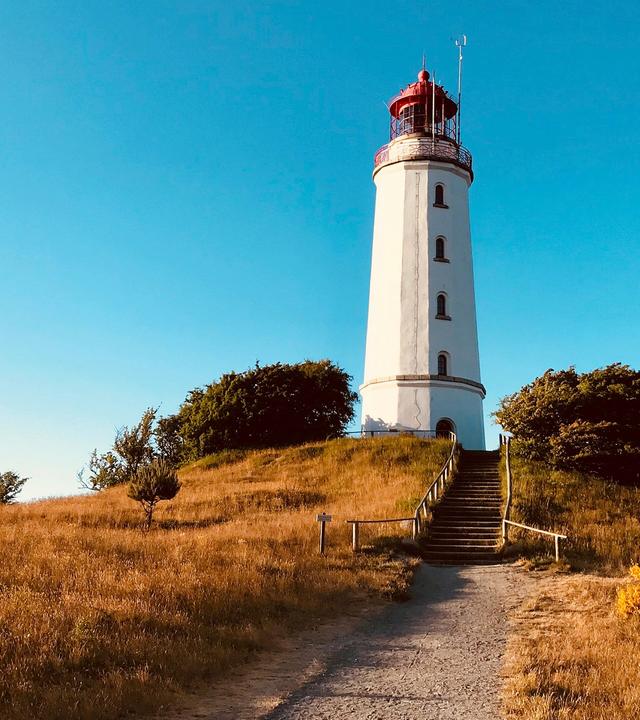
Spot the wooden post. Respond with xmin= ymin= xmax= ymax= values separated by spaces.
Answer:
xmin=352 ymin=521 xmax=359 ymax=553
xmin=412 ymin=515 xmax=418 ymax=540
xmin=502 ymin=519 xmax=508 ymax=544
xmin=554 ymin=535 xmax=560 ymax=563
xmin=316 ymin=513 xmax=332 ymax=555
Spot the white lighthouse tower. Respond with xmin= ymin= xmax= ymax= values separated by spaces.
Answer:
xmin=360 ymin=64 xmax=485 ymax=449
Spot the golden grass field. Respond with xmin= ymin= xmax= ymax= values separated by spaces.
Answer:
xmin=503 ymin=572 xmax=640 ymax=719
xmin=0 ymin=436 xmax=449 ymax=720
xmin=501 ymin=450 xmax=640 ymax=719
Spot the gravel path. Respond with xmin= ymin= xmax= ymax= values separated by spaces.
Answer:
xmin=157 ymin=563 xmax=532 ymax=720
xmin=265 ymin=564 xmax=530 ymax=720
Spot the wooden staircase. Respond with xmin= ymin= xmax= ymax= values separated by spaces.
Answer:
xmin=422 ymin=449 xmax=502 ymax=565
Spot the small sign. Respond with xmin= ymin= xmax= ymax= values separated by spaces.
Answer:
xmin=316 ymin=513 xmax=332 ymax=522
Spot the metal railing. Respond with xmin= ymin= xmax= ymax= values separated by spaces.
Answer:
xmin=373 ymin=137 xmax=473 ymax=177
xmin=390 ymin=116 xmax=458 ymax=142
xmin=343 ymin=429 xmax=455 ymax=441
xmin=499 ymin=433 xmax=568 ymax=562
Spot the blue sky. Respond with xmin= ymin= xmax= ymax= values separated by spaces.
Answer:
xmin=1 ymin=1 xmax=639 ymax=499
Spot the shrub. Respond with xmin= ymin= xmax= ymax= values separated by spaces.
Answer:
xmin=495 ymin=364 xmax=640 ymax=482
xmin=617 ymin=565 xmax=640 ymax=618
xmin=127 ymin=459 xmax=181 ymax=530
xmin=81 ymin=408 xmax=184 ymax=490
xmin=550 ymin=420 xmax=640 ymax=482
xmin=0 ymin=471 xmax=27 ymax=504
xmin=175 ymin=360 xmax=358 ymax=459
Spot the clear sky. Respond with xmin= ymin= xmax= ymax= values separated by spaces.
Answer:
xmin=2 ymin=1 xmax=639 ymax=500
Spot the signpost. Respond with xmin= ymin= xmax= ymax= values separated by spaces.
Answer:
xmin=316 ymin=512 xmax=332 ymax=554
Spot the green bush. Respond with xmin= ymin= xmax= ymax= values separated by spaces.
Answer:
xmin=495 ymin=364 xmax=640 ymax=483
xmin=175 ymin=360 xmax=358 ymax=459
xmin=0 ymin=471 xmax=27 ymax=504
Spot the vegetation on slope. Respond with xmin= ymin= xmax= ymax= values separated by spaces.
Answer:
xmin=0 ymin=436 xmax=449 ymax=720
xmin=502 ymin=452 xmax=640 ymax=719
xmin=503 ymin=451 xmax=640 ymax=572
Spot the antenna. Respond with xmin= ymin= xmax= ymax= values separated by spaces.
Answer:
xmin=431 ymin=69 xmax=436 ymax=151
xmin=454 ymin=34 xmax=467 ymax=143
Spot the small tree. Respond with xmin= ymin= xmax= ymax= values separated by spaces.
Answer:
xmin=127 ymin=459 xmax=181 ymax=530
xmin=80 ymin=408 xmax=160 ymax=491
xmin=0 ymin=471 xmax=28 ymax=504
xmin=155 ymin=414 xmax=185 ymax=465
xmin=114 ymin=407 xmax=157 ymax=479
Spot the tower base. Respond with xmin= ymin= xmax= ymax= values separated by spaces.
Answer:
xmin=360 ymin=376 xmax=485 ymax=449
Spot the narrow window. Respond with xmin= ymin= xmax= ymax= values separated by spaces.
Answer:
xmin=436 ymin=293 xmax=447 ymax=318
xmin=435 ymin=236 xmax=446 ymax=260
xmin=438 ymin=353 xmax=448 ymax=376
xmin=434 ymin=183 xmax=447 ymax=207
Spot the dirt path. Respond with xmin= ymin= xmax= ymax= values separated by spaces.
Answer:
xmin=157 ymin=564 xmax=534 ymax=720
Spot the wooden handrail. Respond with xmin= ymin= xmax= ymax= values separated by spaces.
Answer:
xmin=503 ymin=519 xmax=567 ymax=539
xmin=345 ymin=433 xmax=459 ymax=552
xmin=346 ymin=517 xmax=415 ymax=524
xmin=502 ymin=520 xmax=567 ymax=562
xmin=413 ymin=433 xmax=459 ymax=534
xmin=499 ymin=433 xmax=568 ymax=562
xmin=346 ymin=517 xmax=418 ymax=551
xmin=500 ymin=434 xmax=513 ymax=541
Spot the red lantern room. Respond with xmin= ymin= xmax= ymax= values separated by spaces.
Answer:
xmin=374 ymin=68 xmax=472 ymax=177
xmin=388 ymin=69 xmax=458 ymax=142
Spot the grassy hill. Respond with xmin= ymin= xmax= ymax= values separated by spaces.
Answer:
xmin=0 ymin=436 xmax=450 ymax=720
xmin=503 ymin=451 xmax=640 ymax=571
xmin=502 ymin=451 xmax=640 ymax=719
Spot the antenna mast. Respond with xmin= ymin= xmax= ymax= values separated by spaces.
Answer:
xmin=455 ymin=34 xmax=467 ymax=144
xmin=431 ymin=70 xmax=436 ymax=152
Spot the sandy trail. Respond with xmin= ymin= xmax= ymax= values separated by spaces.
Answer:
xmin=157 ymin=564 xmax=533 ymax=720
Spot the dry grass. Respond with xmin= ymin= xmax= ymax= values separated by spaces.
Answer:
xmin=503 ymin=573 xmax=640 ymax=719
xmin=502 ymin=452 xmax=640 ymax=719
xmin=503 ymin=453 xmax=640 ymax=572
xmin=0 ymin=436 xmax=449 ymax=720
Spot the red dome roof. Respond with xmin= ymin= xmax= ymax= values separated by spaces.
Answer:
xmin=388 ymin=69 xmax=458 ymax=122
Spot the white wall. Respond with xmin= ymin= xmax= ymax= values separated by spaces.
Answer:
xmin=361 ymin=138 xmax=485 ymax=449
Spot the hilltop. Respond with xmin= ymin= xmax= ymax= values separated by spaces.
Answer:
xmin=0 ymin=436 xmax=450 ymax=720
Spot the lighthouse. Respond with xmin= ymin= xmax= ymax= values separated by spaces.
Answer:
xmin=360 ymin=64 xmax=485 ymax=449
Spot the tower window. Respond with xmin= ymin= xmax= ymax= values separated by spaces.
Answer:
xmin=436 ymin=293 xmax=450 ymax=319
xmin=438 ymin=353 xmax=448 ymax=376
xmin=435 ymin=236 xmax=448 ymax=261
xmin=434 ymin=184 xmax=448 ymax=208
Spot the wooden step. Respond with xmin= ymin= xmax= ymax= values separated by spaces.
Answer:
xmin=420 ymin=449 xmax=502 ymax=565
xmin=427 ymin=538 xmax=498 ymax=548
